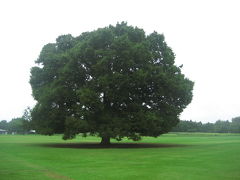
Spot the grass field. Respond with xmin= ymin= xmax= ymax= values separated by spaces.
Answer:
xmin=0 ymin=133 xmax=240 ymax=180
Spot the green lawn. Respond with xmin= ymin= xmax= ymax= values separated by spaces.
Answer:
xmin=0 ymin=133 xmax=240 ymax=180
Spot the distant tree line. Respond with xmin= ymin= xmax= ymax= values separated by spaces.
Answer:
xmin=171 ymin=116 xmax=240 ymax=133
xmin=1 ymin=110 xmax=240 ymax=134
xmin=0 ymin=108 xmax=32 ymax=134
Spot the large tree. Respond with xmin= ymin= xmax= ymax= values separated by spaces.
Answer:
xmin=30 ymin=22 xmax=194 ymax=144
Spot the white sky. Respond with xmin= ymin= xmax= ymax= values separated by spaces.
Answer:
xmin=0 ymin=0 xmax=239 ymax=122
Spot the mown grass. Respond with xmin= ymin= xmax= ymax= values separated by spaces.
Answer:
xmin=0 ymin=133 xmax=240 ymax=180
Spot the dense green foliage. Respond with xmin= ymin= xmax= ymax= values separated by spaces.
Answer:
xmin=172 ymin=116 xmax=240 ymax=133
xmin=30 ymin=22 xmax=193 ymax=143
xmin=0 ymin=119 xmax=31 ymax=134
xmin=0 ymin=108 xmax=32 ymax=134
xmin=0 ymin=134 xmax=240 ymax=180
xmin=0 ymin=120 xmax=8 ymax=130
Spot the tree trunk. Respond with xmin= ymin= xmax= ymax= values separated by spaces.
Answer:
xmin=100 ymin=136 xmax=111 ymax=145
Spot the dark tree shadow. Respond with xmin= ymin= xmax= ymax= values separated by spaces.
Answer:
xmin=35 ymin=142 xmax=189 ymax=149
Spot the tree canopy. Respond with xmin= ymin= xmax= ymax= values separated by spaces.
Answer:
xmin=30 ymin=22 xmax=194 ymax=144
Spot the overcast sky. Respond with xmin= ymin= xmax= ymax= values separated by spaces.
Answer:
xmin=0 ymin=0 xmax=239 ymax=122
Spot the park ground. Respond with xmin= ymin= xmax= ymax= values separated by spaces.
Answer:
xmin=0 ymin=133 xmax=240 ymax=180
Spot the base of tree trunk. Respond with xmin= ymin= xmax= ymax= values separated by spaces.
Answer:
xmin=100 ymin=136 xmax=111 ymax=145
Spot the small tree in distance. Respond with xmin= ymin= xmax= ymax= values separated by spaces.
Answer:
xmin=30 ymin=22 xmax=194 ymax=144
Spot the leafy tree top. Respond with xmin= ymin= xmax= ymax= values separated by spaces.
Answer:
xmin=30 ymin=22 xmax=194 ymax=144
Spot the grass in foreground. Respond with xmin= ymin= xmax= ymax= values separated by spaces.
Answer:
xmin=0 ymin=133 xmax=240 ymax=180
